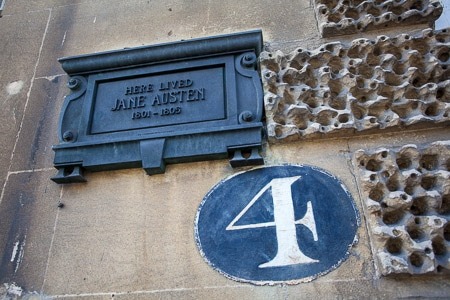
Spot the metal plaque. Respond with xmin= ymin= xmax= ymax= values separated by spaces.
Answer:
xmin=52 ymin=30 xmax=264 ymax=183
xmin=195 ymin=165 xmax=359 ymax=284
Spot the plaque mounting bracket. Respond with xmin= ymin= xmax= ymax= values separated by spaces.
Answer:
xmin=52 ymin=30 xmax=265 ymax=183
xmin=141 ymin=138 xmax=166 ymax=175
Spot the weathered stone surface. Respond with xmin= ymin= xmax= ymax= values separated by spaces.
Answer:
xmin=0 ymin=0 xmax=87 ymax=16
xmin=1 ymin=0 xmax=449 ymax=298
xmin=34 ymin=0 xmax=315 ymax=78
xmin=0 ymin=170 xmax=60 ymax=292
xmin=260 ymin=28 xmax=449 ymax=143
xmin=9 ymin=76 xmax=66 ymax=172
xmin=0 ymin=9 xmax=50 ymax=200
xmin=314 ymin=0 xmax=443 ymax=37
xmin=354 ymin=140 xmax=450 ymax=276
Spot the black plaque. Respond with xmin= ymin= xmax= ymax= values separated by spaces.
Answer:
xmin=52 ymin=30 xmax=264 ymax=183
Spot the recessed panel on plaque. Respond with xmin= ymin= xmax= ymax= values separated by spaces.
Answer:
xmin=90 ymin=66 xmax=226 ymax=134
xmin=52 ymin=30 xmax=264 ymax=183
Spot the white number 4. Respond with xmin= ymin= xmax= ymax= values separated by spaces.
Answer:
xmin=226 ymin=176 xmax=319 ymax=268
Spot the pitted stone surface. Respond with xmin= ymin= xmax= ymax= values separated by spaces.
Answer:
xmin=315 ymin=0 xmax=443 ymax=37
xmin=261 ymin=28 xmax=449 ymax=143
xmin=354 ymin=141 xmax=450 ymax=276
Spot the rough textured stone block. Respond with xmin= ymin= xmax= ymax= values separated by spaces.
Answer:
xmin=260 ymin=28 xmax=449 ymax=143
xmin=314 ymin=0 xmax=443 ymax=37
xmin=354 ymin=141 xmax=449 ymax=275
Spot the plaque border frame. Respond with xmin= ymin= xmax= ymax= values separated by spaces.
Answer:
xmin=52 ymin=30 xmax=264 ymax=183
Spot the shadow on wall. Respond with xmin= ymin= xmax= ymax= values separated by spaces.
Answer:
xmin=0 ymin=0 xmax=79 ymax=294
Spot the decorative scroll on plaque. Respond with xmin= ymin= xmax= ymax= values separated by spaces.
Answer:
xmin=52 ymin=30 xmax=264 ymax=183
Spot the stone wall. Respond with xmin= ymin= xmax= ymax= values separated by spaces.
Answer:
xmin=261 ymin=28 xmax=449 ymax=142
xmin=315 ymin=0 xmax=443 ymax=37
xmin=355 ymin=141 xmax=449 ymax=275
xmin=0 ymin=0 xmax=448 ymax=299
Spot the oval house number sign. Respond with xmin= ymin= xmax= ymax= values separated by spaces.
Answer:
xmin=194 ymin=165 xmax=359 ymax=284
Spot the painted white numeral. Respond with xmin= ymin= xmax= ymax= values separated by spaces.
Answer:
xmin=226 ymin=176 xmax=319 ymax=268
